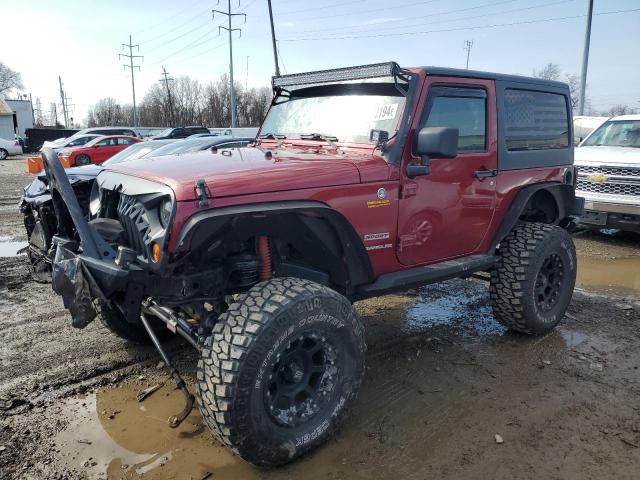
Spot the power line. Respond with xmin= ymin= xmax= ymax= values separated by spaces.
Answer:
xmin=169 ymin=40 xmax=229 ymax=66
xmin=281 ymin=0 xmax=535 ymax=36
xmin=275 ymin=0 xmax=367 ymax=16
xmin=149 ymin=28 xmax=218 ymax=66
xmin=213 ymin=0 xmax=247 ymax=128
xmin=279 ymin=7 xmax=640 ymax=42
xmin=143 ymin=18 xmax=212 ymax=53
xmin=134 ymin=0 xmax=210 ymax=37
xmin=119 ymin=35 xmax=143 ymax=127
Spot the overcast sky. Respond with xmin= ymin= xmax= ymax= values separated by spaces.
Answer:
xmin=3 ymin=0 xmax=639 ymax=125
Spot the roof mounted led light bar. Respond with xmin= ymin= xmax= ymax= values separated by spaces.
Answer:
xmin=272 ymin=62 xmax=403 ymax=89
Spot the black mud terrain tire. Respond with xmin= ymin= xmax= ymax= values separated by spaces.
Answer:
xmin=197 ymin=277 xmax=365 ymax=467
xmin=98 ymin=301 xmax=172 ymax=344
xmin=0 ymin=148 xmax=8 ymax=160
xmin=490 ymin=222 xmax=577 ymax=335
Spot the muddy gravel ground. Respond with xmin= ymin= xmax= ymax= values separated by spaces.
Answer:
xmin=0 ymin=157 xmax=639 ymax=479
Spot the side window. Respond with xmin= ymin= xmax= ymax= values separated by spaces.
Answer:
xmin=504 ymin=89 xmax=568 ymax=151
xmin=95 ymin=139 xmax=110 ymax=147
xmin=117 ymin=137 xmax=134 ymax=145
xmin=422 ymin=87 xmax=487 ymax=153
xmin=172 ymin=128 xmax=186 ymax=137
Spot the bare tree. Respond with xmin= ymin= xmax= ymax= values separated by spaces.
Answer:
xmin=532 ymin=63 xmax=561 ymax=81
xmin=0 ymin=62 xmax=24 ymax=96
xmin=88 ymin=74 xmax=272 ymax=128
xmin=607 ymin=104 xmax=632 ymax=116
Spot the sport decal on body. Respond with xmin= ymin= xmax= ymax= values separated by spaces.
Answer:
xmin=364 ymin=232 xmax=390 ymax=242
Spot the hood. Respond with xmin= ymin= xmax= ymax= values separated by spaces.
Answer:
xmin=106 ymin=145 xmax=389 ymax=200
xmin=35 ymin=164 xmax=103 ymax=186
xmin=575 ymin=146 xmax=640 ymax=166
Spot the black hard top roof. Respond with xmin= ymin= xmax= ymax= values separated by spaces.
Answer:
xmin=421 ymin=66 xmax=569 ymax=89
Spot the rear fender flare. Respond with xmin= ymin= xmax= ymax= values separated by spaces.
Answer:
xmin=490 ymin=182 xmax=576 ymax=251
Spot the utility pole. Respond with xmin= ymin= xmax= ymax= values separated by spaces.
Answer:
xmin=267 ymin=0 xmax=280 ymax=76
xmin=159 ymin=66 xmax=176 ymax=126
xmin=213 ymin=1 xmax=246 ymax=128
xmin=51 ymin=103 xmax=58 ymax=127
xmin=578 ymin=0 xmax=593 ymax=116
xmin=58 ymin=76 xmax=69 ymax=127
xmin=246 ymin=55 xmax=249 ymax=91
xmin=64 ymin=92 xmax=75 ymax=126
xmin=464 ymin=40 xmax=473 ymax=70
xmin=119 ymin=35 xmax=143 ymax=127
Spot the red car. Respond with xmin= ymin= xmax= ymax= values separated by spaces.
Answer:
xmin=58 ymin=135 xmax=142 ymax=166
xmin=45 ymin=62 xmax=582 ymax=467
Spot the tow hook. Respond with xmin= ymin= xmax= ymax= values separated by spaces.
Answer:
xmin=139 ymin=311 xmax=195 ymax=428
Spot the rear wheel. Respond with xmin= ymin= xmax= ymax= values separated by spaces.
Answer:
xmin=0 ymin=149 xmax=8 ymax=160
xmin=197 ymin=277 xmax=365 ymax=466
xmin=75 ymin=154 xmax=91 ymax=166
xmin=490 ymin=222 xmax=577 ymax=335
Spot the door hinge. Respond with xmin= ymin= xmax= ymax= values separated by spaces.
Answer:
xmin=400 ymin=182 xmax=418 ymax=199
xmin=195 ymin=179 xmax=210 ymax=208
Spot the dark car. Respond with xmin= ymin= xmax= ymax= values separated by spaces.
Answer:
xmin=20 ymin=136 xmax=254 ymax=280
xmin=150 ymin=126 xmax=210 ymax=140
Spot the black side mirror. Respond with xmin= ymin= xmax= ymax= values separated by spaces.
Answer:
xmin=415 ymin=126 xmax=459 ymax=158
xmin=407 ymin=127 xmax=459 ymax=178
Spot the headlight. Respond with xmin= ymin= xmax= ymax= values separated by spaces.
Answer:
xmin=89 ymin=182 xmax=101 ymax=217
xmin=159 ymin=199 xmax=173 ymax=228
xmin=26 ymin=178 xmax=47 ymax=197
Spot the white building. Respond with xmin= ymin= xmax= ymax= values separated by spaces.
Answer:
xmin=0 ymin=97 xmax=34 ymax=140
xmin=0 ymin=98 xmax=15 ymax=140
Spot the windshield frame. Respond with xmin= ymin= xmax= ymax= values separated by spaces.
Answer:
xmin=259 ymin=82 xmax=409 ymax=147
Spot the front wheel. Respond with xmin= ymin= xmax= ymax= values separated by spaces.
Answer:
xmin=0 ymin=149 xmax=8 ymax=160
xmin=197 ymin=277 xmax=365 ymax=467
xmin=490 ymin=222 xmax=577 ymax=335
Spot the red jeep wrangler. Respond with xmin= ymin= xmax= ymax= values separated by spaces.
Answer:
xmin=43 ymin=62 xmax=582 ymax=466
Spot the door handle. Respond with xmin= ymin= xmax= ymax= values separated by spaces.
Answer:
xmin=473 ymin=169 xmax=497 ymax=179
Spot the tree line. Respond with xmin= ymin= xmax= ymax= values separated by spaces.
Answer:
xmin=86 ymin=74 xmax=272 ymax=128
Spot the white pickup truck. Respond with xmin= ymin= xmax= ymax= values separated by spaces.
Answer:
xmin=575 ymin=115 xmax=640 ymax=233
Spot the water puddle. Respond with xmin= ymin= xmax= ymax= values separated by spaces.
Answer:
xmin=0 ymin=237 xmax=28 ymax=257
xmin=406 ymin=279 xmax=506 ymax=337
xmin=577 ymin=254 xmax=640 ymax=297
xmin=54 ymin=382 xmax=258 ymax=479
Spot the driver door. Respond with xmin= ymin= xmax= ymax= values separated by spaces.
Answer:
xmin=397 ymin=78 xmax=497 ymax=266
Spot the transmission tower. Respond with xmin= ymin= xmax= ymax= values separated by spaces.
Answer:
xmin=58 ymin=76 xmax=69 ymax=127
xmin=213 ymin=1 xmax=246 ymax=128
xmin=464 ymin=40 xmax=473 ymax=70
xmin=119 ymin=35 xmax=143 ymax=127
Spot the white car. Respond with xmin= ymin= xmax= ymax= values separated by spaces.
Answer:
xmin=40 ymin=134 xmax=101 ymax=153
xmin=575 ymin=114 xmax=640 ymax=232
xmin=0 ymin=137 xmax=23 ymax=159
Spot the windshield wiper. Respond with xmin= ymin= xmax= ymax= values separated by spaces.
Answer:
xmin=258 ymin=133 xmax=287 ymax=139
xmin=299 ymin=133 xmax=339 ymax=143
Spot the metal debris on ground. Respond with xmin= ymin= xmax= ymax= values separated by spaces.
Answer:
xmin=136 ymin=384 xmax=162 ymax=402
xmin=494 ymin=434 xmax=504 ymax=444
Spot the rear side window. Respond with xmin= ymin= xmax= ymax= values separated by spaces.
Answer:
xmin=504 ymin=89 xmax=569 ymax=151
xmin=421 ymin=87 xmax=487 ymax=153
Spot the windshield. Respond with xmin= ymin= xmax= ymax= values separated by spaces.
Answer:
xmin=103 ymin=142 xmax=166 ymax=165
xmin=156 ymin=128 xmax=174 ymax=137
xmin=147 ymin=137 xmax=218 ymax=157
xmin=260 ymin=84 xmax=406 ymax=144
xmin=583 ymin=120 xmax=640 ymax=148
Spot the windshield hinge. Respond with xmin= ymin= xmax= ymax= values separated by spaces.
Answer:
xmin=195 ymin=179 xmax=210 ymax=208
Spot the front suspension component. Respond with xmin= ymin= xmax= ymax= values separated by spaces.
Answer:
xmin=140 ymin=312 xmax=195 ymax=428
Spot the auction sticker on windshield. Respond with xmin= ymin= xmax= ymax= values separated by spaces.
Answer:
xmin=374 ymin=104 xmax=398 ymax=121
